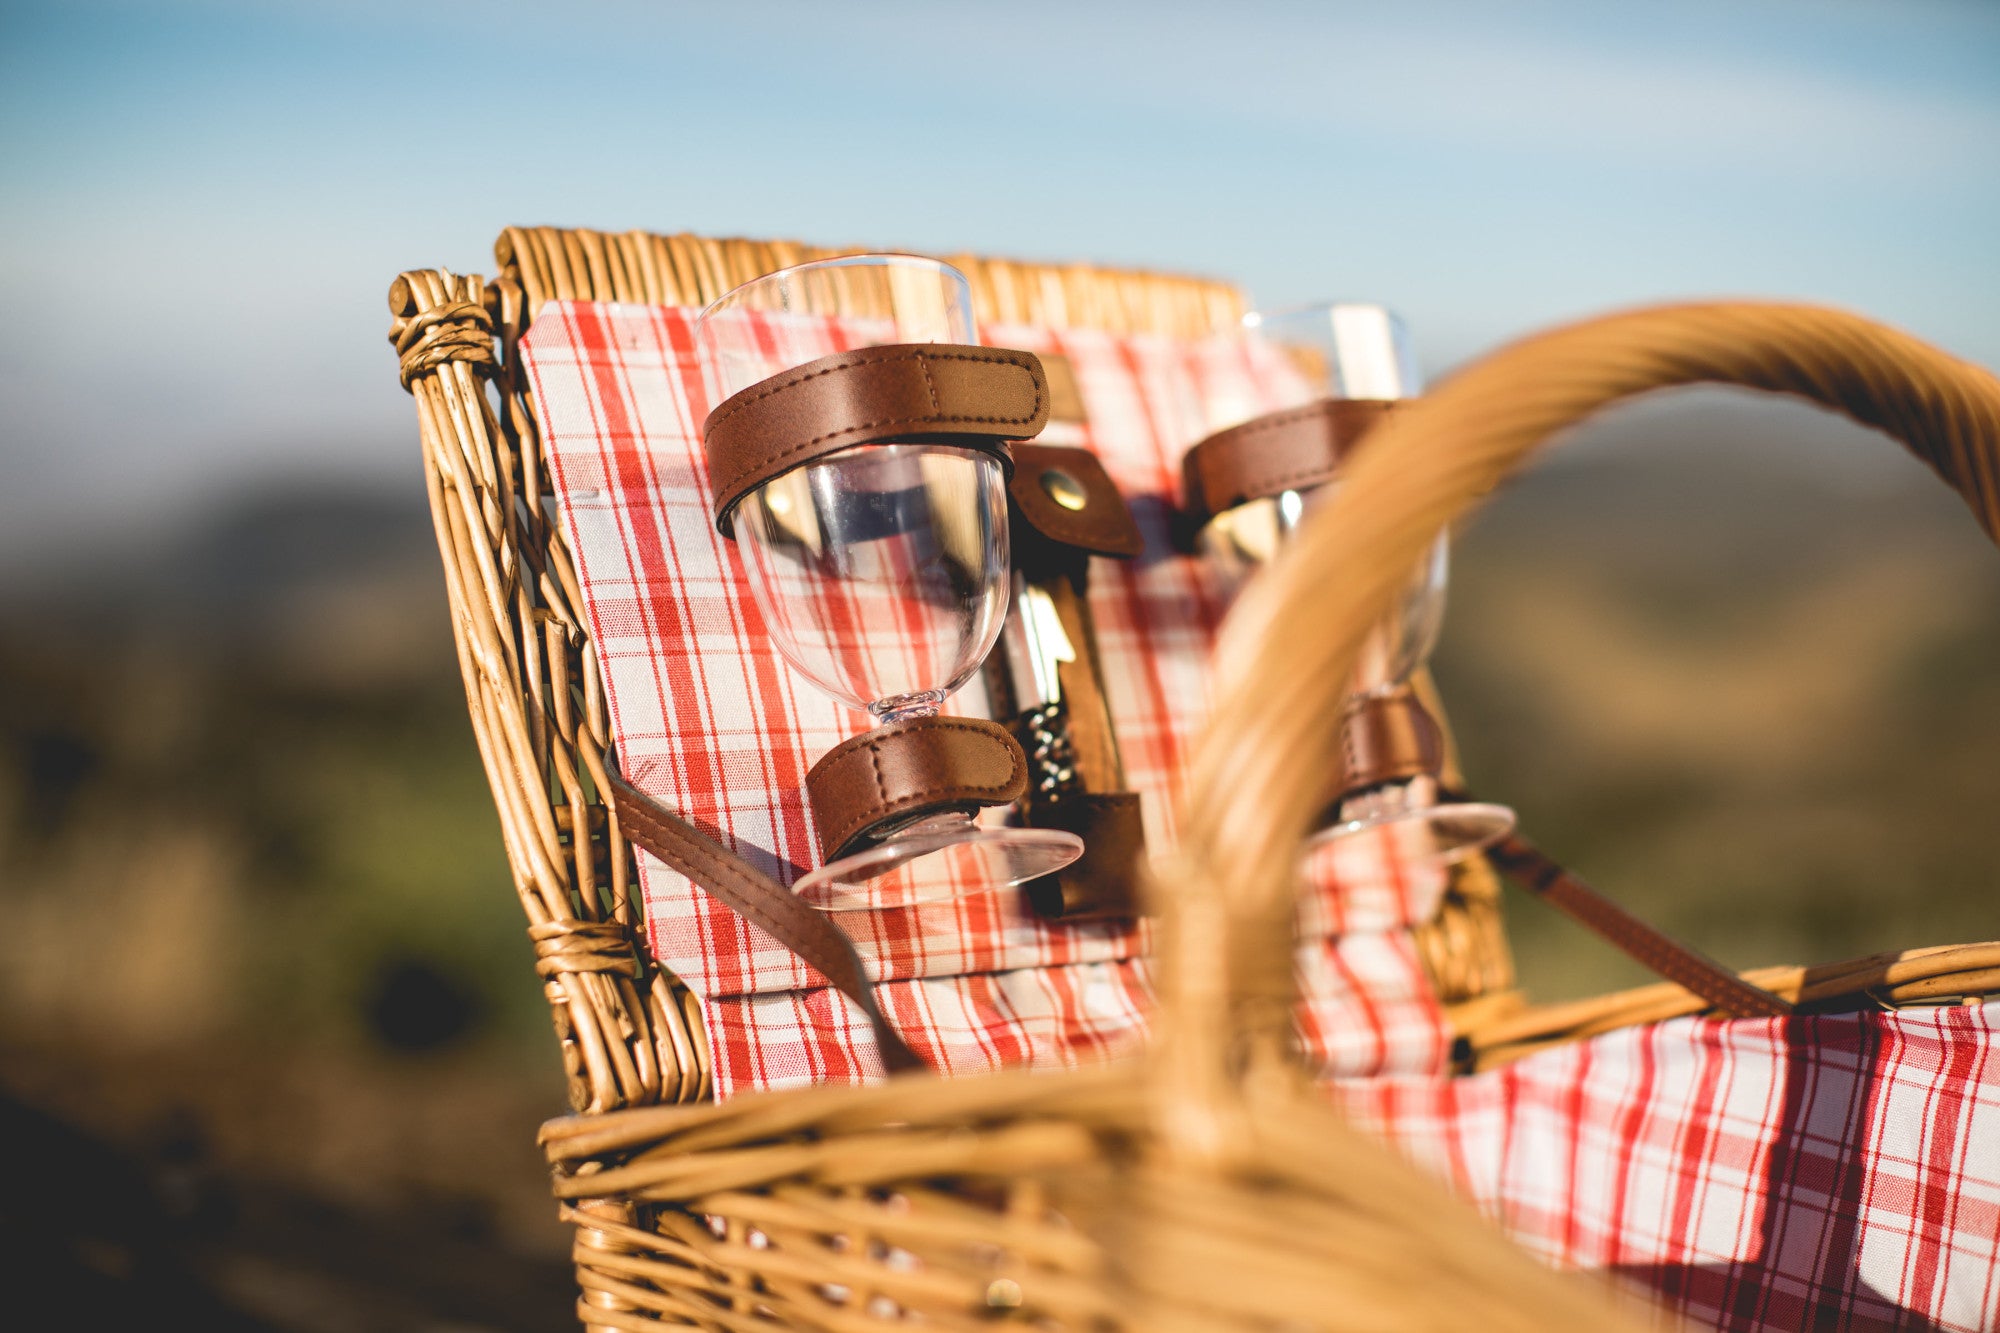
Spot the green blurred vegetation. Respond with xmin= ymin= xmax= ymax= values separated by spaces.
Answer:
xmin=0 ymin=490 xmax=555 ymax=1061
xmin=0 ymin=489 xmax=572 ymax=1329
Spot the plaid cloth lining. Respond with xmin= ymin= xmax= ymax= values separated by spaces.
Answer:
xmin=520 ymin=301 xmax=1999 ymax=1329
xmin=521 ymin=301 xmax=1451 ymax=1096
xmin=1332 ymin=1004 xmax=2000 ymax=1330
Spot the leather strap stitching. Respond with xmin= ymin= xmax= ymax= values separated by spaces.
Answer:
xmin=705 ymin=347 xmax=1044 ymax=503
xmin=1183 ymin=399 xmax=1395 ymax=520
xmin=704 ymin=347 xmax=1043 ymax=433
xmin=811 ymin=718 xmax=1025 ymax=857
xmin=1210 ymin=400 xmax=1352 ymax=441
xmin=841 ymin=719 xmax=1025 ymax=803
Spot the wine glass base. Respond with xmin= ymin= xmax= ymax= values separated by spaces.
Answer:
xmin=1309 ymin=801 xmax=1515 ymax=866
xmin=795 ymin=825 xmax=1084 ymax=913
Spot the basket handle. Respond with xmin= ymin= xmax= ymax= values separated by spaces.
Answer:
xmin=1155 ymin=301 xmax=2000 ymax=1147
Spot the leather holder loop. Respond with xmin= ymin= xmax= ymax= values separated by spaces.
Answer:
xmin=702 ymin=344 xmax=1049 ymax=536
xmin=1336 ymin=689 xmax=1446 ymax=793
xmin=1181 ymin=398 xmax=1399 ymax=525
xmin=1331 ymin=692 xmax=1793 ymax=1021
xmin=1007 ymin=442 xmax=1144 ymax=559
xmin=1483 ymin=831 xmax=1796 ymax=1021
xmin=605 ymin=773 xmax=923 ymax=1073
xmin=1021 ymin=791 xmax=1146 ymax=921
xmin=807 ymin=715 xmax=1028 ymax=862
xmin=996 ymin=442 xmax=1146 ymax=923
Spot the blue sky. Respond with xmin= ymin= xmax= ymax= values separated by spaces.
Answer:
xmin=2 ymin=0 xmax=1996 ymax=566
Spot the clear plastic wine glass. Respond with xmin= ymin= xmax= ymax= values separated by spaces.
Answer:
xmin=1212 ymin=302 xmax=1514 ymax=865
xmin=695 ymin=255 xmax=1082 ymax=911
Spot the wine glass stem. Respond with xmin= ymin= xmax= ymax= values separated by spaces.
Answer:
xmin=870 ymin=689 xmax=946 ymax=725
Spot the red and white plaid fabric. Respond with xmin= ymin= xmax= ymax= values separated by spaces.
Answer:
xmin=519 ymin=301 xmax=2000 ymax=1330
xmin=520 ymin=301 xmax=1451 ymax=1097
xmin=1333 ymin=1004 xmax=2000 ymax=1330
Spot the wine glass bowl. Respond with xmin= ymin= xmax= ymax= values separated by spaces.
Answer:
xmin=733 ymin=443 xmax=1011 ymax=723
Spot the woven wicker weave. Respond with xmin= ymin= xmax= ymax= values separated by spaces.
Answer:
xmin=389 ymin=230 xmax=1996 ymax=1329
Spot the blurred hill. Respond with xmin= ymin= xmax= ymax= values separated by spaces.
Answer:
xmin=0 ymin=389 xmax=1995 ymax=1327
xmin=1437 ymin=389 xmax=2000 ymax=997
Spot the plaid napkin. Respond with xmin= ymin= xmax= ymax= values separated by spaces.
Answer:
xmin=521 ymin=302 xmax=1450 ymax=1096
xmin=1333 ymin=1003 xmax=2000 ymax=1330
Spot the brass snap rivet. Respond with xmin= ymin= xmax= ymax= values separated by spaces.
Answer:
xmin=1040 ymin=468 xmax=1087 ymax=511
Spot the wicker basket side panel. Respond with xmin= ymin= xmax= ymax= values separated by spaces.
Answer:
xmin=391 ymin=266 xmax=711 ymax=1113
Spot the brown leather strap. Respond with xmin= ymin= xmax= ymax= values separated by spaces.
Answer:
xmin=702 ymin=344 xmax=1049 ymax=535
xmin=1181 ymin=398 xmax=1398 ymax=524
xmin=1021 ymin=791 xmax=1146 ymax=921
xmin=1354 ymin=697 xmax=1791 ymax=1020
xmin=605 ymin=774 xmax=923 ymax=1073
xmin=1336 ymin=690 xmax=1445 ymax=792
xmin=1482 ymin=831 xmax=1795 ymax=1020
xmin=1007 ymin=442 xmax=1144 ymax=558
xmin=806 ymin=716 xmax=1028 ymax=861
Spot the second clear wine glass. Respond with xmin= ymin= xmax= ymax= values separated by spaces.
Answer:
xmin=1211 ymin=302 xmax=1514 ymax=865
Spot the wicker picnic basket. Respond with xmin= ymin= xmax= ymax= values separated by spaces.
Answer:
xmin=389 ymin=228 xmax=1999 ymax=1329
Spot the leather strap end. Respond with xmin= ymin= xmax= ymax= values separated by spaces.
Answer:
xmin=1008 ymin=442 xmax=1144 ymax=559
xmin=1181 ymin=398 xmax=1399 ymax=526
xmin=1021 ymin=791 xmax=1147 ymax=921
xmin=701 ymin=343 xmax=1049 ymax=535
xmin=806 ymin=715 xmax=1028 ymax=862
